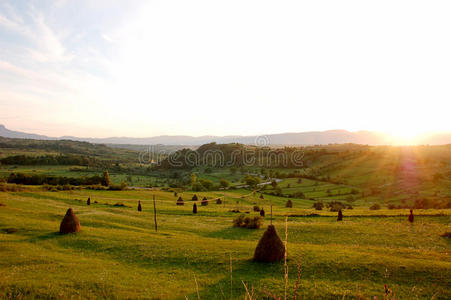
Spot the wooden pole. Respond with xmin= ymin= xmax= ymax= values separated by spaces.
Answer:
xmin=153 ymin=194 xmax=158 ymax=232
xmin=270 ymin=199 xmax=273 ymax=225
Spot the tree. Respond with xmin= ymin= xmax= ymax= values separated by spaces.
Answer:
xmin=244 ymin=175 xmax=261 ymax=189
xmin=219 ymin=178 xmax=230 ymax=189
xmin=101 ymin=170 xmax=111 ymax=186
xmin=190 ymin=173 xmax=197 ymax=185
xmin=313 ymin=201 xmax=324 ymax=210
xmin=199 ymin=179 xmax=214 ymax=190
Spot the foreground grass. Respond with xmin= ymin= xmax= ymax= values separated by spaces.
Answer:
xmin=0 ymin=189 xmax=450 ymax=299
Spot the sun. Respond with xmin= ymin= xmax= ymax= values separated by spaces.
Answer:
xmin=386 ymin=126 xmax=424 ymax=145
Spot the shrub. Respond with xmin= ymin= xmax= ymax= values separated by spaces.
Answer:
xmin=233 ymin=214 xmax=263 ymax=229
xmin=113 ymin=202 xmax=126 ymax=207
xmin=109 ymin=182 xmax=128 ymax=191
xmin=369 ymin=203 xmax=381 ymax=210
xmin=328 ymin=201 xmax=344 ymax=212
xmin=292 ymin=191 xmax=305 ymax=199
xmin=285 ymin=200 xmax=293 ymax=208
xmin=313 ymin=201 xmax=324 ymax=210
xmin=387 ymin=204 xmax=396 ymax=209
xmin=253 ymin=205 xmax=260 ymax=212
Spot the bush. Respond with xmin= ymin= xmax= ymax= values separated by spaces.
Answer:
xmin=313 ymin=201 xmax=324 ymax=210
xmin=387 ymin=204 xmax=396 ymax=209
xmin=253 ymin=205 xmax=260 ymax=212
xmin=369 ymin=203 xmax=381 ymax=210
xmin=233 ymin=214 xmax=263 ymax=229
xmin=329 ymin=201 xmax=344 ymax=212
xmin=109 ymin=182 xmax=128 ymax=191
xmin=285 ymin=200 xmax=293 ymax=208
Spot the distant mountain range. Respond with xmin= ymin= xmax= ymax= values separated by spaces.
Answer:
xmin=0 ymin=124 xmax=450 ymax=146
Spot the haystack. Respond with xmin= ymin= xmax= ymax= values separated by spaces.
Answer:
xmin=193 ymin=203 xmax=197 ymax=214
xmin=408 ymin=209 xmax=414 ymax=223
xmin=216 ymin=198 xmax=222 ymax=204
xmin=138 ymin=200 xmax=142 ymax=211
xmin=192 ymin=194 xmax=198 ymax=201
xmin=286 ymin=200 xmax=293 ymax=208
xmin=337 ymin=209 xmax=343 ymax=221
xmin=87 ymin=197 xmax=91 ymax=205
xmin=59 ymin=208 xmax=81 ymax=234
xmin=177 ymin=196 xmax=184 ymax=206
xmin=201 ymin=197 xmax=208 ymax=206
xmin=253 ymin=224 xmax=285 ymax=262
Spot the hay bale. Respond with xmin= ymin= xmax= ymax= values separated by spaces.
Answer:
xmin=285 ymin=200 xmax=293 ymax=208
xmin=408 ymin=209 xmax=414 ymax=223
xmin=192 ymin=194 xmax=198 ymax=201
xmin=87 ymin=197 xmax=91 ymax=205
xmin=253 ymin=225 xmax=285 ymax=262
xmin=193 ymin=203 xmax=197 ymax=214
xmin=337 ymin=209 xmax=343 ymax=221
xmin=177 ymin=197 xmax=184 ymax=206
xmin=260 ymin=208 xmax=265 ymax=217
xmin=59 ymin=208 xmax=81 ymax=234
xmin=216 ymin=198 xmax=222 ymax=204
xmin=138 ymin=200 xmax=142 ymax=211
xmin=201 ymin=197 xmax=208 ymax=206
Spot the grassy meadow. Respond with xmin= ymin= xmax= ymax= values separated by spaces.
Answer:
xmin=1 ymin=188 xmax=450 ymax=299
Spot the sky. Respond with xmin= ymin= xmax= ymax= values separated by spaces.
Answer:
xmin=0 ymin=0 xmax=450 ymax=139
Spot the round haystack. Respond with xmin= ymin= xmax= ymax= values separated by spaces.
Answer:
xmin=408 ymin=209 xmax=414 ymax=223
xmin=193 ymin=203 xmax=197 ymax=214
xmin=138 ymin=200 xmax=142 ymax=211
xmin=285 ymin=200 xmax=293 ymax=208
xmin=253 ymin=224 xmax=285 ymax=262
xmin=192 ymin=194 xmax=198 ymax=201
xmin=59 ymin=208 xmax=81 ymax=234
xmin=201 ymin=197 xmax=208 ymax=206
xmin=337 ymin=209 xmax=343 ymax=221
xmin=177 ymin=196 xmax=184 ymax=206
xmin=216 ymin=198 xmax=222 ymax=204
xmin=87 ymin=197 xmax=91 ymax=205
xmin=260 ymin=208 xmax=265 ymax=217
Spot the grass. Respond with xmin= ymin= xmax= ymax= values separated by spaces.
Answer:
xmin=0 ymin=188 xmax=450 ymax=299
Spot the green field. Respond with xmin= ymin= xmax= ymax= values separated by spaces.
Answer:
xmin=1 ymin=188 xmax=450 ymax=299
